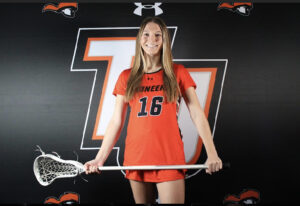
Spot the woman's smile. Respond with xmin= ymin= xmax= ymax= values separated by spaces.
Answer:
xmin=140 ymin=22 xmax=163 ymax=57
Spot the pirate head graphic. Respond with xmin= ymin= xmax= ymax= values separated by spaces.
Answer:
xmin=44 ymin=192 xmax=80 ymax=204
xmin=223 ymin=189 xmax=260 ymax=205
xmin=42 ymin=1 xmax=78 ymax=18
xmin=218 ymin=2 xmax=253 ymax=16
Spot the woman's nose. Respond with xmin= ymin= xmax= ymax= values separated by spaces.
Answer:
xmin=149 ymin=34 xmax=156 ymax=42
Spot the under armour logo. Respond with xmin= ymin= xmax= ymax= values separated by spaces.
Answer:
xmin=133 ymin=2 xmax=163 ymax=16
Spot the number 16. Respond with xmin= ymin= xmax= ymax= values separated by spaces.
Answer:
xmin=138 ymin=96 xmax=163 ymax=117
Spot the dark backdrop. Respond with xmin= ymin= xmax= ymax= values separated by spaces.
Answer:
xmin=0 ymin=2 xmax=299 ymax=204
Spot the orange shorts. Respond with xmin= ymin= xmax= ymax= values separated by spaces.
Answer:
xmin=125 ymin=169 xmax=186 ymax=183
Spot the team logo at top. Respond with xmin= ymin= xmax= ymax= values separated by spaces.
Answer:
xmin=218 ymin=2 xmax=253 ymax=16
xmin=223 ymin=189 xmax=260 ymax=205
xmin=133 ymin=2 xmax=163 ymax=16
xmin=42 ymin=2 xmax=78 ymax=18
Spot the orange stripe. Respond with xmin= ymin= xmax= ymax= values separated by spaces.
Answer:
xmin=58 ymin=3 xmax=78 ymax=9
xmin=43 ymin=4 xmax=59 ymax=11
xmin=224 ymin=195 xmax=240 ymax=202
xmin=219 ymin=3 xmax=235 ymax=9
xmin=240 ymin=190 xmax=259 ymax=200
xmin=233 ymin=2 xmax=252 ymax=7
xmin=219 ymin=2 xmax=252 ymax=9
xmin=186 ymin=68 xmax=217 ymax=165
xmin=44 ymin=198 xmax=60 ymax=204
xmin=83 ymin=37 xmax=136 ymax=140
xmin=60 ymin=193 xmax=79 ymax=202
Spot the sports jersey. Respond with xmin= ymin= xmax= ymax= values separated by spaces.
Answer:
xmin=112 ymin=64 xmax=196 ymax=168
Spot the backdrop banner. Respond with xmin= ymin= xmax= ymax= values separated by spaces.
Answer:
xmin=0 ymin=2 xmax=299 ymax=204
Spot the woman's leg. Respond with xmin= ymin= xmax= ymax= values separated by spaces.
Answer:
xmin=156 ymin=179 xmax=185 ymax=203
xmin=129 ymin=180 xmax=156 ymax=204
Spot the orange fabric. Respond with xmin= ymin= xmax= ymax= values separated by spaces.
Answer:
xmin=126 ymin=169 xmax=185 ymax=183
xmin=113 ymin=64 xmax=196 ymax=181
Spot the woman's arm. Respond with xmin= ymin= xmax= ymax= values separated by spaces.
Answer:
xmin=84 ymin=94 xmax=128 ymax=174
xmin=183 ymin=87 xmax=222 ymax=174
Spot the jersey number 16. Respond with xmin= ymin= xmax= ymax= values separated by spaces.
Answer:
xmin=138 ymin=96 xmax=163 ymax=117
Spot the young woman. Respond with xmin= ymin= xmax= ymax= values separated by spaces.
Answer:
xmin=84 ymin=17 xmax=222 ymax=204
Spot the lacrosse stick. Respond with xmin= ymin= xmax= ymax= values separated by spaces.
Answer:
xmin=33 ymin=146 xmax=229 ymax=186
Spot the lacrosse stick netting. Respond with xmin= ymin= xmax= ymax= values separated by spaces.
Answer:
xmin=33 ymin=146 xmax=85 ymax=186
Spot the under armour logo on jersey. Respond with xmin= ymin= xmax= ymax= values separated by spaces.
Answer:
xmin=42 ymin=2 xmax=78 ymax=18
xmin=133 ymin=2 xmax=163 ymax=16
xmin=218 ymin=2 xmax=253 ymax=16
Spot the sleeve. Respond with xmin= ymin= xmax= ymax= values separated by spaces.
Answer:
xmin=112 ymin=70 xmax=128 ymax=96
xmin=178 ymin=64 xmax=197 ymax=95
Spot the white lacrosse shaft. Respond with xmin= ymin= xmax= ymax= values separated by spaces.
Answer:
xmin=96 ymin=164 xmax=208 ymax=171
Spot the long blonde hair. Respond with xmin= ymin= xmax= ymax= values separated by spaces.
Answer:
xmin=125 ymin=17 xmax=180 ymax=103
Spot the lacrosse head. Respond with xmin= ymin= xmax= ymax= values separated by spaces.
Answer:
xmin=33 ymin=152 xmax=85 ymax=186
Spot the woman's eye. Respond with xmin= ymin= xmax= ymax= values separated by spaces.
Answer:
xmin=156 ymin=34 xmax=161 ymax=37
xmin=143 ymin=33 xmax=149 ymax=36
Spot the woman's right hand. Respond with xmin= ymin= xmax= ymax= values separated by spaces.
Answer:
xmin=84 ymin=159 xmax=104 ymax=175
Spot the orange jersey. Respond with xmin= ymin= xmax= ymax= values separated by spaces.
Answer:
xmin=113 ymin=64 xmax=196 ymax=166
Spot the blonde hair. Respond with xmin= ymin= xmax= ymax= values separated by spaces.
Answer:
xmin=125 ymin=17 xmax=180 ymax=103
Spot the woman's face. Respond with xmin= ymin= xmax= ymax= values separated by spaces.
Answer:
xmin=140 ymin=22 xmax=163 ymax=57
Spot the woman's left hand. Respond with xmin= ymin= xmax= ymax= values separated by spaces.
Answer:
xmin=205 ymin=156 xmax=223 ymax=175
